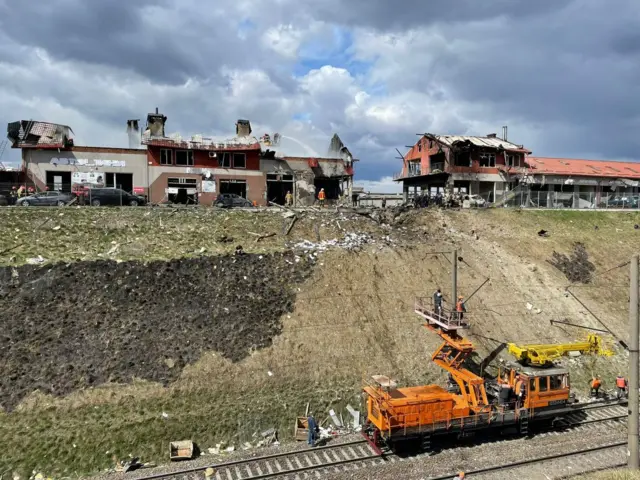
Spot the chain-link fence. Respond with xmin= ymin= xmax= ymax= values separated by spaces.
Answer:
xmin=404 ymin=188 xmax=640 ymax=210
xmin=499 ymin=190 xmax=640 ymax=209
xmin=1 ymin=183 xmax=146 ymax=207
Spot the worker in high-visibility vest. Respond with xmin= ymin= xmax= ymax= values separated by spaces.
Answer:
xmin=318 ymin=188 xmax=326 ymax=207
xmin=515 ymin=376 xmax=525 ymax=408
xmin=456 ymin=296 xmax=466 ymax=321
xmin=616 ymin=375 xmax=628 ymax=399
xmin=285 ymin=190 xmax=293 ymax=207
xmin=590 ymin=376 xmax=602 ymax=397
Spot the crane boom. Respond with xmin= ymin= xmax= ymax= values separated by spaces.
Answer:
xmin=507 ymin=333 xmax=613 ymax=367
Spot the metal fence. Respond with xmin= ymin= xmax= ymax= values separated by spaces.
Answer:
xmin=405 ymin=189 xmax=640 ymax=210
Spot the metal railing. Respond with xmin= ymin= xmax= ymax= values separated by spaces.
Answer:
xmin=415 ymin=297 xmax=468 ymax=329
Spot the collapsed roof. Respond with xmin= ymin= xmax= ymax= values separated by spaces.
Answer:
xmin=7 ymin=121 xmax=74 ymax=149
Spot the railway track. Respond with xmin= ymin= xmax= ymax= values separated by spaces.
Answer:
xmin=133 ymin=401 xmax=628 ymax=480
xmin=431 ymin=441 xmax=627 ymax=479
xmin=136 ymin=439 xmax=382 ymax=480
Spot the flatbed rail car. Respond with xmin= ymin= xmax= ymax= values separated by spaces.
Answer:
xmin=362 ymin=296 xmax=593 ymax=451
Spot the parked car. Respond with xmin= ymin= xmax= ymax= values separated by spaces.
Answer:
xmin=608 ymin=196 xmax=639 ymax=208
xmin=466 ymin=194 xmax=487 ymax=207
xmin=16 ymin=191 xmax=75 ymax=207
xmin=213 ymin=193 xmax=253 ymax=208
xmin=82 ymin=188 xmax=146 ymax=206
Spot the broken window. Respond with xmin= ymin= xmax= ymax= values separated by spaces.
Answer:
xmin=160 ymin=149 xmax=173 ymax=165
xmin=233 ymin=153 xmax=246 ymax=168
xmin=175 ymin=150 xmax=194 ymax=166
xmin=408 ymin=161 xmax=421 ymax=176
xmin=479 ymin=152 xmax=496 ymax=167
xmin=507 ymin=154 xmax=522 ymax=167
xmin=220 ymin=153 xmax=231 ymax=168
xmin=453 ymin=151 xmax=471 ymax=167
xmin=418 ymin=141 xmax=422 ymax=152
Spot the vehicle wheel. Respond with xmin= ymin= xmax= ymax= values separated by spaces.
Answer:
xmin=57 ymin=200 xmax=66 ymax=206
xmin=129 ymin=199 xmax=138 ymax=207
xmin=91 ymin=199 xmax=101 ymax=207
xmin=21 ymin=200 xmax=30 ymax=207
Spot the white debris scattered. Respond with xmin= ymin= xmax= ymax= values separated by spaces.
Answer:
xmin=52 ymin=225 xmax=61 ymax=231
xmin=526 ymin=302 xmax=533 ymax=311
xmin=161 ymin=412 xmax=169 ymax=419
xmin=225 ymin=446 xmax=235 ymax=453
xmin=293 ymin=232 xmax=392 ymax=252
xmin=267 ymin=371 xmax=274 ymax=377
xmin=26 ymin=255 xmax=46 ymax=265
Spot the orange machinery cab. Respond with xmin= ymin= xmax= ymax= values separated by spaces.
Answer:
xmin=364 ymin=375 xmax=469 ymax=441
xmin=505 ymin=365 xmax=571 ymax=410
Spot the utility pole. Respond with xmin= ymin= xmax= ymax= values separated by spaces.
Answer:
xmin=452 ymin=249 xmax=458 ymax=304
xmin=629 ymin=254 xmax=639 ymax=469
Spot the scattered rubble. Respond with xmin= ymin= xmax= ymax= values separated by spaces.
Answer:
xmin=293 ymin=233 xmax=393 ymax=253
xmin=548 ymin=243 xmax=596 ymax=284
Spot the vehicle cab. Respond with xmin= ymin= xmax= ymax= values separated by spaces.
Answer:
xmin=504 ymin=365 xmax=571 ymax=410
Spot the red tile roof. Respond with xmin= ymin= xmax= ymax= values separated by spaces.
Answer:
xmin=526 ymin=157 xmax=640 ymax=179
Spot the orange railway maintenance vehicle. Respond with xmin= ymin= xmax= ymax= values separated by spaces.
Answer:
xmin=362 ymin=297 xmax=611 ymax=452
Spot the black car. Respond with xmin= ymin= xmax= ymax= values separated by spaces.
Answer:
xmin=83 ymin=188 xmax=146 ymax=206
xmin=213 ymin=193 xmax=253 ymax=208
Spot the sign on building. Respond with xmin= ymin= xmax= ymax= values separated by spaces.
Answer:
xmin=202 ymin=180 xmax=216 ymax=193
xmin=72 ymin=172 xmax=105 ymax=186
xmin=50 ymin=158 xmax=127 ymax=167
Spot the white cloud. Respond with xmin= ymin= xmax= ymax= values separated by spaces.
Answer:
xmin=261 ymin=25 xmax=304 ymax=58
xmin=357 ymin=176 xmax=402 ymax=193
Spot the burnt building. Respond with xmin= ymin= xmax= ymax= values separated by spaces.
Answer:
xmin=394 ymin=132 xmax=531 ymax=202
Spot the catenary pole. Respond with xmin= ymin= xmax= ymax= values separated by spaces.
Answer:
xmin=628 ymin=254 xmax=639 ymax=469
xmin=452 ymin=250 xmax=458 ymax=305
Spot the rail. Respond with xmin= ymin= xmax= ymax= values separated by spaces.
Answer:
xmin=133 ymin=439 xmax=380 ymax=480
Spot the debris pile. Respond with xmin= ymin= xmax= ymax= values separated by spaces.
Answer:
xmin=293 ymin=233 xmax=393 ymax=253
xmin=548 ymin=243 xmax=596 ymax=284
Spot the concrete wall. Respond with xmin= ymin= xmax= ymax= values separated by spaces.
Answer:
xmin=23 ymin=147 xmax=149 ymax=192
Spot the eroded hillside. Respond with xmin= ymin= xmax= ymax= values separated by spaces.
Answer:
xmin=0 ymin=207 xmax=638 ymax=478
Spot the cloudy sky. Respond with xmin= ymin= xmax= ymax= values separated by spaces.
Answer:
xmin=1 ymin=0 xmax=639 ymax=192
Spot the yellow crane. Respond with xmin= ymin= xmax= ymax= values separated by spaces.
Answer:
xmin=507 ymin=334 xmax=614 ymax=367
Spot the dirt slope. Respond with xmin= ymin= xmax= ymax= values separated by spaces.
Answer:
xmin=1 ymin=207 xmax=638 ymax=478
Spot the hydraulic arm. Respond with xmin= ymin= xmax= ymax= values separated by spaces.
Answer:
xmin=507 ymin=333 xmax=613 ymax=367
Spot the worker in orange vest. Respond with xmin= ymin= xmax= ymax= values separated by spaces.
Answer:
xmin=318 ymin=188 xmax=326 ymax=207
xmin=455 ymin=296 xmax=466 ymax=321
xmin=590 ymin=376 xmax=602 ymax=397
xmin=515 ymin=376 xmax=525 ymax=408
xmin=616 ymin=375 xmax=628 ymax=399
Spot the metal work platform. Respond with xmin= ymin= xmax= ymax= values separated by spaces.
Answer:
xmin=415 ymin=297 xmax=469 ymax=331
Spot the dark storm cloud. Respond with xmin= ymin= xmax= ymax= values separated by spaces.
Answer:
xmin=0 ymin=0 xmax=269 ymax=84
xmin=281 ymin=0 xmax=574 ymax=31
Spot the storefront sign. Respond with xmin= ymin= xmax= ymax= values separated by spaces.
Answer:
xmin=133 ymin=187 xmax=145 ymax=194
xmin=50 ymin=158 xmax=127 ymax=167
xmin=72 ymin=172 xmax=105 ymax=186
xmin=166 ymin=187 xmax=179 ymax=194
xmin=202 ymin=180 xmax=216 ymax=193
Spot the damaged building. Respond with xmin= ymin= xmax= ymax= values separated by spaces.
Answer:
xmin=7 ymin=110 xmax=358 ymax=207
xmin=261 ymin=134 xmax=356 ymax=206
xmin=395 ymin=130 xmax=640 ymax=208
xmin=142 ymin=111 xmax=266 ymax=205
xmin=395 ymin=131 xmax=531 ymax=202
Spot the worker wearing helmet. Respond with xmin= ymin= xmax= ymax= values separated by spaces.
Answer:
xmin=318 ymin=188 xmax=326 ymax=207
xmin=454 ymin=472 xmax=465 ymax=480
